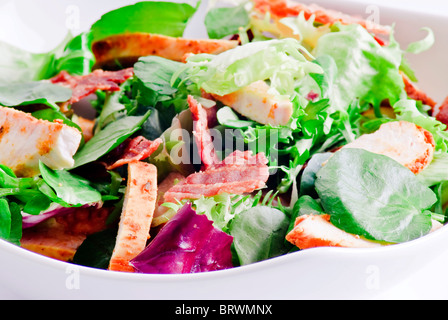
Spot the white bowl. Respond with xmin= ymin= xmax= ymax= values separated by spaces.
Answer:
xmin=0 ymin=0 xmax=448 ymax=300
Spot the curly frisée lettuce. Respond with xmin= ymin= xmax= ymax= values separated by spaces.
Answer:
xmin=312 ymin=23 xmax=406 ymax=113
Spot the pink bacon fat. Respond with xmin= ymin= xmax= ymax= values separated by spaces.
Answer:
xmin=188 ymin=95 xmax=220 ymax=170
xmin=101 ymin=136 xmax=163 ymax=170
xmin=163 ymin=150 xmax=270 ymax=203
xmin=50 ymin=68 xmax=134 ymax=104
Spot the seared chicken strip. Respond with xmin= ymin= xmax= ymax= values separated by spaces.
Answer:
xmin=92 ymin=33 xmax=239 ymax=69
xmin=211 ymin=80 xmax=294 ymax=126
xmin=286 ymin=214 xmax=384 ymax=249
xmin=343 ymin=121 xmax=435 ymax=174
xmin=0 ymin=106 xmax=82 ymax=177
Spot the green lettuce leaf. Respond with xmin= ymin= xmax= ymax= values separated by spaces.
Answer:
xmin=180 ymin=38 xmax=322 ymax=98
xmin=313 ymin=23 xmax=406 ymax=113
xmin=90 ymin=1 xmax=199 ymax=41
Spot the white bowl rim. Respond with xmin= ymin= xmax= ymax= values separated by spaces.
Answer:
xmin=2 ymin=223 xmax=447 ymax=282
xmin=1 ymin=0 xmax=448 ymax=286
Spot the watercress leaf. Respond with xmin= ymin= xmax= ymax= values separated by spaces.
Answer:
xmin=0 ymin=81 xmax=72 ymax=110
xmin=229 ymin=206 xmax=291 ymax=265
xmin=39 ymin=161 xmax=102 ymax=207
xmin=22 ymin=194 xmax=52 ymax=215
xmin=73 ymin=112 xmax=151 ymax=168
xmin=315 ymin=148 xmax=436 ymax=243
xmin=90 ymin=1 xmax=198 ymax=41
xmin=204 ymin=3 xmax=250 ymax=39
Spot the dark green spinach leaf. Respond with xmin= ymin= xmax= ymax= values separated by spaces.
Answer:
xmin=73 ymin=112 xmax=151 ymax=168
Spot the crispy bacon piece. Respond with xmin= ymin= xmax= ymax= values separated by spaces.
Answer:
xmin=101 ymin=135 xmax=163 ymax=170
xmin=435 ymin=96 xmax=448 ymax=128
xmin=163 ymin=150 xmax=270 ymax=203
xmin=188 ymin=95 xmax=220 ymax=170
xmin=252 ymin=0 xmax=390 ymax=35
xmin=50 ymin=68 xmax=134 ymax=104
xmin=402 ymin=74 xmax=437 ymax=110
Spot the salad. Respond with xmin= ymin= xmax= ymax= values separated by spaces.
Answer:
xmin=0 ymin=0 xmax=447 ymax=274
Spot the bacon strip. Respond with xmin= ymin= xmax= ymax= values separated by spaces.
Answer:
xmin=253 ymin=0 xmax=390 ymax=35
xmin=50 ymin=68 xmax=134 ymax=104
xmin=402 ymin=74 xmax=438 ymax=110
xmin=188 ymin=95 xmax=220 ymax=170
xmin=163 ymin=150 xmax=270 ymax=203
xmin=101 ymin=136 xmax=163 ymax=170
xmin=435 ymin=96 xmax=448 ymax=128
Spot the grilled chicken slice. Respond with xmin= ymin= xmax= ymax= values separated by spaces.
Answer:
xmin=252 ymin=0 xmax=390 ymax=36
xmin=286 ymin=214 xmax=384 ymax=249
xmin=109 ymin=162 xmax=158 ymax=273
xmin=342 ymin=121 xmax=435 ymax=174
xmin=211 ymin=80 xmax=293 ymax=126
xmin=92 ymin=33 xmax=239 ymax=69
xmin=0 ymin=106 xmax=82 ymax=177
xmin=21 ymin=206 xmax=112 ymax=262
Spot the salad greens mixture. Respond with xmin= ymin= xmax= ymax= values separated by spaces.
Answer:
xmin=0 ymin=0 xmax=447 ymax=274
